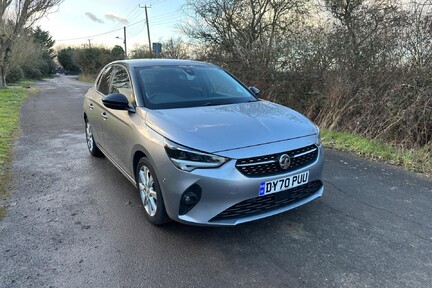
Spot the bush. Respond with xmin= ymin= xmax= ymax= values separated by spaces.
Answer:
xmin=57 ymin=47 xmax=80 ymax=74
xmin=73 ymin=46 xmax=124 ymax=75
xmin=6 ymin=66 xmax=24 ymax=84
xmin=21 ymin=63 xmax=43 ymax=80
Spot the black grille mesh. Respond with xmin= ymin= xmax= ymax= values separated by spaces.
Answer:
xmin=211 ymin=180 xmax=322 ymax=221
xmin=236 ymin=145 xmax=318 ymax=177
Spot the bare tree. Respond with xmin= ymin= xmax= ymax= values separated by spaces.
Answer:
xmin=0 ymin=0 xmax=62 ymax=87
xmin=160 ymin=37 xmax=190 ymax=59
xmin=182 ymin=0 xmax=309 ymax=85
xmin=323 ymin=0 xmax=401 ymax=72
xmin=129 ymin=44 xmax=152 ymax=59
xmin=8 ymin=29 xmax=41 ymax=70
xmin=401 ymin=0 xmax=432 ymax=73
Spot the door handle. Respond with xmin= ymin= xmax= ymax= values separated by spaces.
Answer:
xmin=89 ymin=103 xmax=94 ymax=110
xmin=101 ymin=112 xmax=108 ymax=120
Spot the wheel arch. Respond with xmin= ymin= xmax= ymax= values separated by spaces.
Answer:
xmin=131 ymin=145 xmax=150 ymax=183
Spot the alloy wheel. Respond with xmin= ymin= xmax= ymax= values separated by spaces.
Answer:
xmin=86 ymin=121 xmax=94 ymax=151
xmin=138 ymin=165 xmax=158 ymax=217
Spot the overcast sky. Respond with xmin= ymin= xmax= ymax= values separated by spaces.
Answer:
xmin=38 ymin=0 xmax=187 ymax=50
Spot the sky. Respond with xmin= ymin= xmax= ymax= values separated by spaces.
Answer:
xmin=37 ymin=0 xmax=188 ymax=51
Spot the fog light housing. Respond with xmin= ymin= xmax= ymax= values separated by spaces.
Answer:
xmin=179 ymin=184 xmax=202 ymax=215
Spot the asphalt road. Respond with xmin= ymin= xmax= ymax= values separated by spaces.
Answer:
xmin=1 ymin=76 xmax=431 ymax=288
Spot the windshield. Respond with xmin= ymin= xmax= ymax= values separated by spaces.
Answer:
xmin=136 ymin=65 xmax=257 ymax=109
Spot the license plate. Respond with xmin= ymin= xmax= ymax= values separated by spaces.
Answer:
xmin=259 ymin=171 xmax=309 ymax=196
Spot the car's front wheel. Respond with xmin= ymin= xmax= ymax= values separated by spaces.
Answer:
xmin=85 ymin=119 xmax=103 ymax=157
xmin=136 ymin=157 xmax=170 ymax=225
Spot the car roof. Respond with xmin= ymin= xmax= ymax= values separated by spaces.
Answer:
xmin=111 ymin=59 xmax=218 ymax=69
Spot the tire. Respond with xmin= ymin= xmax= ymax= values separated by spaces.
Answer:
xmin=85 ymin=119 xmax=103 ymax=157
xmin=136 ymin=157 xmax=170 ymax=225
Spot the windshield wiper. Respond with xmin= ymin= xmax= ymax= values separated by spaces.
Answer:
xmin=203 ymin=102 xmax=221 ymax=106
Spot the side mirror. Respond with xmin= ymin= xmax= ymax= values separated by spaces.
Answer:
xmin=249 ymin=86 xmax=261 ymax=96
xmin=102 ymin=93 xmax=134 ymax=112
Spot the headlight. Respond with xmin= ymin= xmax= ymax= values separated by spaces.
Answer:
xmin=164 ymin=139 xmax=229 ymax=172
xmin=315 ymin=124 xmax=321 ymax=146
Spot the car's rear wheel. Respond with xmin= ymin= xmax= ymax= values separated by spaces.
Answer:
xmin=136 ymin=157 xmax=170 ymax=225
xmin=85 ymin=119 xmax=103 ymax=157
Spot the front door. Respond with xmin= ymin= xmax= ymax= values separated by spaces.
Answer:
xmin=102 ymin=65 xmax=137 ymax=174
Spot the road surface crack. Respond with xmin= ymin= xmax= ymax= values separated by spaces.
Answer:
xmin=323 ymin=179 xmax=432 ymax=231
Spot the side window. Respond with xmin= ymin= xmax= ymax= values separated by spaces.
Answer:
xmin=97 ymin=66 xmax=113 ymax=95
xmin=110 ymin=66 xmax=134 ymax=104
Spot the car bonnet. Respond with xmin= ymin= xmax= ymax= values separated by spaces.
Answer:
xmin=145 ymin=100 xmax=317 ymax=154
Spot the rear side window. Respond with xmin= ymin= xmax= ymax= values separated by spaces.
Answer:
xmin=97 ymin=66 xmax=113 ymax=95
xmin=110 ymin=66 xmax=134 ymax=103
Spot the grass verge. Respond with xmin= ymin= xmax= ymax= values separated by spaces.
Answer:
xmin=0 ymin=82 xmax=34 ymax=218
xmin=78 ymin=74 xmax=96 ymax=83
xmin=322 ymin=130 xmax=431 ymax=176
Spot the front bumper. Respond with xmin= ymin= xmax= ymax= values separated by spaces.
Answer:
xmin=154 ymin=135 xmax=324 ymax=226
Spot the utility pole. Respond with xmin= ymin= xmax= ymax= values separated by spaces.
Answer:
xmin=123 ymin=26 xmax=127 ymax=59
xmin=139 ymin=4 xmax=152 ymax=57
xmin=87 ymin=39 xmax=92 ymax=48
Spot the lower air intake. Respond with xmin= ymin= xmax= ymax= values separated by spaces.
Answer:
xmin=211 ymin=180 xmax=323 ymax=221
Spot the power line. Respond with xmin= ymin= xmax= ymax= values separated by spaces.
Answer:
xmin=143 ymin=0 xmax=167 ymax=5
xmin=55 ymin=1 xmax=183 ymax=43
xmin=128 ymin=23 xmax=147 ymax=36
xmin=108 ymin=5 xmax=141 ymax=31
xmin=150 ymin=16 xmax=182 ymax=25
xmin=149 ymin=10 xmax=179 ymax=20
xmin=56 ymin=21 xmax=142 ymax=42
xmin=126 ymin=9 xmax=144 ymax=24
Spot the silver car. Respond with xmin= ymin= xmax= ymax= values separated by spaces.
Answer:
xmin=83 ymin=59 xmax=324 ymax=226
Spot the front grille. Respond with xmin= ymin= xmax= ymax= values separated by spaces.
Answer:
xmin=236 ymin=145 xmax=318 ymax=177
xmin=211 ymin=180 xmax=322 ymax=221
